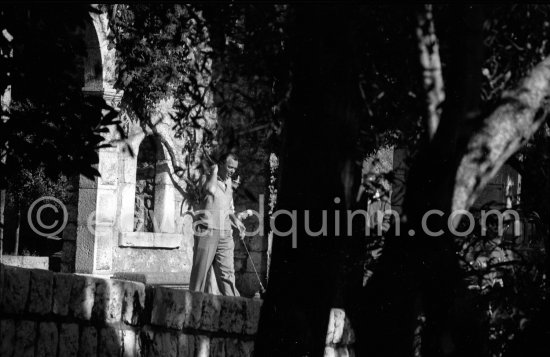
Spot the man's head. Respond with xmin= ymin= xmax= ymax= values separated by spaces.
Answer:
xmin=218 ymin=153 xmax=239 ymax=180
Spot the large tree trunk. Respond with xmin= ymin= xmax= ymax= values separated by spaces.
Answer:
xmin=254 ymin=4 xmax=364 ymax=356
xmin=255 ymin=4 xmax=550 ymax=356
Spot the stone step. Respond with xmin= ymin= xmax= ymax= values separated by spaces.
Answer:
xmin=112 ymin=272 xmax=190 ymax=287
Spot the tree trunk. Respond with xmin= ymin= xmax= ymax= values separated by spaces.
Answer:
xmin=254 ymin=4 xmax=364 ymax=356
xmin=0 ymin=189 xmax=5 ymax=263
xmin=14 ymin=203 xmax=20 ymax=255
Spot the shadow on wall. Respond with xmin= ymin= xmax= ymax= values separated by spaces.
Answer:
xmin=0 ymin=263 xmax=260 ymax=356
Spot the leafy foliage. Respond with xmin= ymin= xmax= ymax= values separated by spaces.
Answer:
xmin=0 ymin=5 xmax=119 ymax=187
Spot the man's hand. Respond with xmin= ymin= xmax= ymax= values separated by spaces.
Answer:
xmin=236 ymin=220 xmax=246 ymax=239
xmin=210 ymin=164 xmax=218 ymax=175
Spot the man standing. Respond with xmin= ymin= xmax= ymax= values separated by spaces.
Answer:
xmin=189 ymin=153 xmax=245 ymax=296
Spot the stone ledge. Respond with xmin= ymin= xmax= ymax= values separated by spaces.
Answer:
xmin=119 ymin=232 xmax=182 ymax=248
xmin=149 ymin=287 xmax=263 ymax=335
xmin=1 ymin=255 xmax=49 ymax=269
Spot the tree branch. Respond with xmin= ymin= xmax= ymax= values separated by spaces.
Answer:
xmin=453 ymin=55 xmax=550 ymax=213
xmin=416 ymin=4 xmax=445 ymax=140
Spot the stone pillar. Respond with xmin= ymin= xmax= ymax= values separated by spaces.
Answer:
xmin=75 ymin=174 xmax=99 ymax=273
xmin=153 ymin=158 xmax=176 ymax=233
xmin=75 ymin=88 xmax=123 ymax=274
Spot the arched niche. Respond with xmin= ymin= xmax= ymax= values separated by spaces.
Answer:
xmin=118 ymin=132 xmax=180 ymax=248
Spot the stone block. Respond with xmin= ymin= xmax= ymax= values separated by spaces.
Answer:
xmin=150 ymin=287 xmax=188 ymax=330
xmin=69 ymin=275 xmax=97 ymax=320
xmin=36 ymin=322 xmax=59 ymax=357
xmin=53 ymin=273 xmax=74 ymax=316
xmin=121 ymin=280 xmax=146 ymax=326
xmin=121 ymin=329 xmax=137 ymax=357
xmin=152 ymin=332 xmax=178 ymax=357
xmin=92 ymin=279 xmax=123 ymax=323
xmin=219 ymin=297 xmax=246 ymax=334
xmin=195 ymin=335 xmax=210 ymax=357
xmin=122 ymin=157 xmax=137 ymax=184
xmin=14 ymin=320 xmax=36 ymax=357
xmin=225 ymin=339 xmax=255 ymax=357
xmin=1 ymin=265 xmax=30 ymax=314
xmin=78 ymin=326 xmax=97 ymax=357
xmin=0 ymin=319 xmax=15 ymax=357
xmin=200 ymin=293 xmax=222 ymax=331
xmin=98 ymin=152 xmax=119 ymax=186
xmin=96 ymin=189 xmax=117 ymax=224
xmin=94 ymin=228 xmax=114 ymax=271
xmin=184 ymin=291 xmax=204 ymax=330
xmin=210 ymin=337 xmax=226 ymax=357
xmin=98 ymin=327 xmax=121 ymax=357
xmin=177 ymin=333 xmax=195 ymax=357
xmin=244 ymin=298 xmax=263 ymax=335
xmin=59 ymin=324 xmax=79 ymax=357
xmin=1 ymin=256 xmax=49 ymax=269
xmin=28 ymin=269 xmax=53 ymax=315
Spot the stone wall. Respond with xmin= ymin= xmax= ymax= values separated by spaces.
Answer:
xmin=0 ymin=264 xmax=261 ymax=356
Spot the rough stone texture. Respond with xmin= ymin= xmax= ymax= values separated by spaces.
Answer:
xmin=210 ymin=337 xmax=226 ymax=357
xmin=219 ymin=297 xmax=246 ymax=334
xmin=177 ymin=333 xmax=195 ymax=357
xmin=98 ymin=327 xmax=122 ymax=357
xmin=1 ymin=265 xmax=30 ymax=314
xmin=150 ymin=287 xmax=188 ymax=330
xmin=13 ymin=320 xmax=36 ymax=357
xmin=59 ymin=324 xmax=79 ymax=357
xmin=2 ymin=266 xmax=265 ymax=357
xmin=153 ymin=332 xmax=178 ymax=357
xmin=78 ymin=326 xmax=98 ymax=357
xmin=28 ymin=269 xmax=53 ymax=315
xmin=225 ymin=339 xmax=254 ymax=357
xmin=0 ymin=319 xmax=16 ymax=357
xmin=121 ymin=329 xmax=137 ymax=357
xmin=69 ymin=275 xmax=97 ymax=320
xmin=93 ymin=279 xmax=123 ymax=323
xmin=1 ymin=256 xmax=49 ymax=269
xmin=200 ymin=294 xmax=222 ymax=331
xmin=36 ymin=322 xmax=59 ymax=357
xmin=185 ymin=291 xmax=204 ymax=329
xmin=53 ymin=273 xmax=75 ymax=316
xmin=121 ymin=280 xmax=146 ymax=326
xmin=194 ymin=335 xmax=210 ymax=357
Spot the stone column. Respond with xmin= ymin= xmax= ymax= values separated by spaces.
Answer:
xmin=75 ymin=89 xmax=123 ymax=274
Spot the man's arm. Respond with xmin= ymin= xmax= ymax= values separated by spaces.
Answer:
xmin=228 ymin=198 xmax=246 ymax=237
xmin=203 ymin=164 xmax=218 ymax=196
